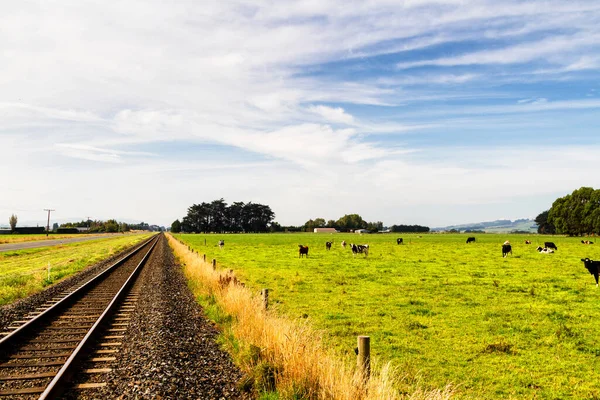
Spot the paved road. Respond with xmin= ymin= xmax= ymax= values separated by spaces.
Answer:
xmin=0 ymin=235 xmax=118 ymax=253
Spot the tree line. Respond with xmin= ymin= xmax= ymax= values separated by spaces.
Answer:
xmin=60 ymin=220 xmax=163 ymax=233
xmin=536 ymin=187 xmax=600 ymax=236
xmin=174 ymin=199 xmax=275 ymax=233
xmin=303 ymin=214 xmax=382 ymax=232
xmin=303 ymin=214 xmax=429 ymax=233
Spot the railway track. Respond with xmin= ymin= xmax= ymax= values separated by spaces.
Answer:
xmin=0 ymin=234 xmax=160 ymax=399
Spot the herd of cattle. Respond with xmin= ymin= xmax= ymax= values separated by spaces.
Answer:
xmin=215 ymin=237 xmax=600 ymax=286
xmin=298 ymin=241 xmax=369 ymax=258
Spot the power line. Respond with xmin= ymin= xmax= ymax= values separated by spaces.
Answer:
xmin=44 ymin=209 xmax=55 ymax=237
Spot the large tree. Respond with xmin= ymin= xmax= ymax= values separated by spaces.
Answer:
xmin=8 ymin=214 xmax=17 ymax=232
xmin=546 ymin=187 xmax=600 ymax=236
xmin=171 ymin=219 xmax=182 ymax=233
xmin=534 ymin=210 xmax=555 ymax=234
xmin=336 ymin=214 xmax=367 ymax=231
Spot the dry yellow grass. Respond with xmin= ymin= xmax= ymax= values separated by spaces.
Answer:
xmin=167 ymin=234 xmax=454 ymax=400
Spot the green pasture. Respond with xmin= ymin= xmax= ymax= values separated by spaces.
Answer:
xmin=175 ymin=233 xmax=600 ymax=399
xmin=0 ymin=234 xmax=151 ymax=305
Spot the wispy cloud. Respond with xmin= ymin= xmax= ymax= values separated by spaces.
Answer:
xmin=397 ymin=34 xmax=600 ymax=69
xmin=55 ymin=143 xmax=156 ymax=163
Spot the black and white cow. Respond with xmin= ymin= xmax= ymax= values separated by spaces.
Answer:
xmin=536 ymin=246 xmax=554 ymax=254
xmin=544 ymin=242 xmax=558 ymax=251
xmin=341 ymin=240 xmax=347 ymax=248
xmin=581 ymin=258 xmax=600 ymax=287
xmin=325 ymin=241 xmax=333 ymax=250
xmin=502 ymin=241 xmax=512 ymax=257
xmin=218 ymin=240 xmax=224 ymax=249
xmin=466 ymin=237 xmax=476 ymax=244
xmin=397 ymin=238 xmax=403 ymax=245
xmin=350 ymin=243 xmax=369 ymax=257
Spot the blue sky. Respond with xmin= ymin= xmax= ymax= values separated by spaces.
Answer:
xmin=1 ymin=0 xmax=599 ymax=228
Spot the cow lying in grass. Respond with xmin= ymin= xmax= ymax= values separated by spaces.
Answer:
xmin=581 ymin=258 xmax=600 ymax=287
xmin=581 ymin=240 xmax=594 ymax=245
xmin=298 ymin=245 xmax=309 ymax=258
xmin=536 ymin=246 xmax=554 ymax=254
xmin=350 ymin=243 xmax=369 ymax=257
xmin=502 ymin=241 xmax=512 ymax=258
xmin=525 ymin=240 xmax=532 ymax=244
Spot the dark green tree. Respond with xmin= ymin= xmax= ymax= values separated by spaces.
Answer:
xmin=336 ymin=214 xmax=367 ymax=231
xmin=534 ymin=210 xmax=555 ymax=234
xmin=171 ymin=219 xmax=182 ymax=233
xmin=547 ymin=187 xmax=600 ymax=236
xmin=181 ymin=200 xmax=275 ymax=233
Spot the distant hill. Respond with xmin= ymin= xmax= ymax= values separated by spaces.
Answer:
xmin=433 ymin=219 xmax=538 ymax=233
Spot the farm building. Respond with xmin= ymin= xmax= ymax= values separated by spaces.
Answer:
xmin=314 ymin=228 xmax=338 ymax=233
xmin=355 ymin=229 xmax=369 ymax=234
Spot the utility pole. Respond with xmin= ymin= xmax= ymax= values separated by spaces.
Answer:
xmin=86 ymin=216 xmax=91 ymax=228
xmin=44 ymin=209 xmax=55 ymax=237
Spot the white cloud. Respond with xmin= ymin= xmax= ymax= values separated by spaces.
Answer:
xmin=307 ymin=105 xmax=355 ymax=124
xmin=397 ymin=34 xmax=600 ymax=69
xmin=55 ymin=143 xmax=156 ymax=163
xmin=1 ymin=0 xmax=599 ymax=227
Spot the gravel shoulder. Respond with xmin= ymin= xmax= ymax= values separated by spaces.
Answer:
xmin=94 ymin=234 xmax=251 ymax=399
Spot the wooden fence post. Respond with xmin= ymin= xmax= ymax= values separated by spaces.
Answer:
xmin=357 ymin=336 xmax=370 ymax=379
xmin=212 ymin=259 xmax=216 ymax=270
xmin=203 ymin=254 xmax=206 ymax=262
xmin=261 ymin=289 xmax=269 ymax=310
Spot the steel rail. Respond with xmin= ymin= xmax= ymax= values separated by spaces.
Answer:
xmin=0 ymin=234 xmax=157 ymax=349
xmin=38 ymin=234 xmax=160 ymax=399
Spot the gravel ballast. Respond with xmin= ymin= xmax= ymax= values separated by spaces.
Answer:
xmin=92 ymin=234 xmax=250 ymax=399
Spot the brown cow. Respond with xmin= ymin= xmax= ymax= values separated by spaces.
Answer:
xmin=298 ymin=245 xmax=309 ymax=258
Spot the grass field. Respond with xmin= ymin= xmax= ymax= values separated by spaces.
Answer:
xmin=0 ymin=233 xmax=152 ymax=305
xmin=175 ymin=233 xmax=600 ymax=399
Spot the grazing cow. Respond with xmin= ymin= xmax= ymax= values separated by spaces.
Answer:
xmin=341 ymin=240 xmax=347 ymax=248
xmin=502 ymin=241 xmax=512 ymax=257
xmin=397 ymin=238 xmax=403 ymax=245
xmin=536 ymin=246 xmax=554 ymax=254
xmin=466 ymin=237 xmax=476 ymax=244
xmin=525 ymin=240 xmax=532 ymax=244
xmin=581 ymin=240 xmax=594 ymax=245
xmin=544 ymin=242 xmax=558 ymax=251
xmin=325 ymin=241 xmax=333 ymax=250
xmin=350 ymin=243 xmax=369 ymax=257
xmin=581 ymin=258 xmax=600 ymax=287
xmin=218 ymin=240 xmax=224 ymax=249
xmin=298 ymin=245 xmax=309 ymax=258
